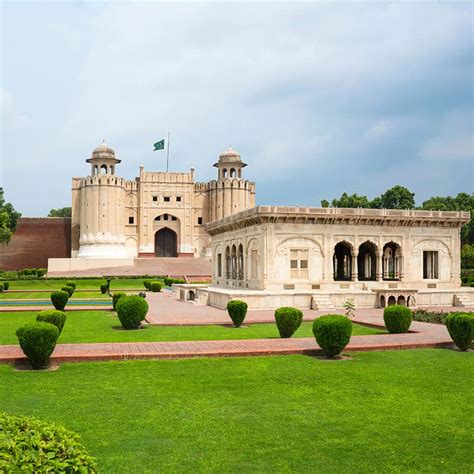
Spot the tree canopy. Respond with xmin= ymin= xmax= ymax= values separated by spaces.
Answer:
xmin=0 ymin=188 xmax=21 ymax=245
xmin=48 ymin=207 xmax=72 ymax=217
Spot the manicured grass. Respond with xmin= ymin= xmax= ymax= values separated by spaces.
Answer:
xmin=0 ymin=311 xmax=383 ymax=345
xmin=1 ymin=350 xmax=472 ymax=472
xmin=3 ymin=278 xmax=156 ymax=291
xmin=0 ymin=291 xmax=110 ymax=300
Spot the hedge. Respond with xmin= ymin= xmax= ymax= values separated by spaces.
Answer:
xmin=112 ymin=292 xmax=126 ymax=311
xmin=50 ymin=291 xmax=69 ymax=311
xmin=36 ymin=310 xmax=67 ymax=335
xmin=383 ymin=305 xmax=412 ymax=333
xmin=445 ymin=312 xmax=474 ymax=351
xmin=164 ymin=277 xmax=185 ymax=286
xmin=144 ymin=280 xmax=152 ymax=290
xmin=61 ymin=285 xmax=74 ymax=297
xmin=66 ymin=281 xmax=76 ymax=289
xmin=0 ymin=412 xmax=97 ymax=472
xmin=16 ymin=322 xmax=59 ymax=369
xmin=116 ymin=295 xmax=149 ymax=329
xmin=312 ymin=314 xmax=352 ymax=357
xmin=226 ymin=300 xmax=248 ymax=328
xmin=2 ymin=281 xmax=9 ymax=290
xmin=274 ymin=307 xmax=303 ymax=338
xmin=0 ymin=283 xmax=3 ymax=292
xmin=150 ymin=281 xmax=162 ymax=292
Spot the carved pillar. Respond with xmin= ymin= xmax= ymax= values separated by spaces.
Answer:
xmin=351 ymin=253 xmax=358 ymax=281
xmin=376 ymin=253 xmax=383 ymax=281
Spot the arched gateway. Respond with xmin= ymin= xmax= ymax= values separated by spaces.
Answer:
xmin=155 ymin=228 xmax=177 ymax=257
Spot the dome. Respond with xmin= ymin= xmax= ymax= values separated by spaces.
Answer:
xmin=91 ymin=141 xmax=115 ymax=159
xmin=213 ymin=146 xmax=247 ymax=168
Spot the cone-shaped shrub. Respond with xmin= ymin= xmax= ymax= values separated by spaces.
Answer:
xmin=50 ymin=291 xmax=69 ymax=311
xmin=100 ymin=284 xmax=108 ymax=294
xmin=274 ymin=307 xmax=303 ymax=338
xmin=2 ymin=282 xmax=9 ymax=290
xmin=446 ymin=312 xmax=474 ymax=351
xmin=0 ymin=283 xmax=4 ymax=292
xmin=150 ymin=281 xmax=162 ymax=292
xmin=143 ymin=280 xmax=151 ymax=290
xmin=112 ymin=292 xmax=126 ymax=311
xmin=66 ymin=281 xmax=76 ymax=289
xmin=383 ymin=305 xmax=412 ymax=334
xmin=226 ymin=300 xmax=248 ymax=328
xmin=116 ymin=295 xmax=149 ymax=329
xmin=61 ymin=286 xmax=74 ymax=297
xmin=16 ymin=322 xmax=59 ymax=369
xmin=313 ymin=314 xmax=352 ymax=358
xmin=36 ymin=310 xmax=67 ymax=335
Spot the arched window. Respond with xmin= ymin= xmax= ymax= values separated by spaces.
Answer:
xmin=383 ymin=242 xmax=402 ymax=280
xmin=222 ymin=169 xmax=228 ymax=179
xmin=231 ymin=245 xmax=237 ymax=279
xmin=230 ymin=168 xmax=236 ymax=178
xmin=100 ymin=164 xmax=107 ymax=175
xmin=94 ymin=165 xmax=99 ymax=175
xmin=357 ymin=241 xmax=377 ymax=281
xmin=225 ymin=246 xmax=231 ymax=279
xmin=333 ymin=241 xmax=353 ymax=281
xmin=238 ymin=244 xmax=244 ymax=280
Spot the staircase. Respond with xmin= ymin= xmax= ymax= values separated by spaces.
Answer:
xmin=311 ymin=294 xmax=334 ymax=310
xmin=453 ymin=291 xmax=474 ymax=308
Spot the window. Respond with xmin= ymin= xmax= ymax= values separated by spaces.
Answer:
xmin=197 ymin=217 xmax=203 ymax=225
xmin=152 ymin=196 xmax=158 ymax=202
xmin=217 ymin=253 xmax=222 ymax=277
xmin=164 ymin=214 xmax=168 ymax=220
xmin=171 ymin=216 xmax=177 ymax=221
xmin=423 ymin=251 xmax=438 ymax=279
xmin=164 ymin=196 xmax=170 ymax=202
xmin=251 ymin=250 xmax=258 ymax=279
xmin=128 ymin=216 xmax=134 ymax=224
xmin=176 ymin=196 xmax=182 ymax=202
xmin=290 ymin=249 xmax=309 ymax=279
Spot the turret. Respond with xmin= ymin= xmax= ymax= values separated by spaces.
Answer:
xmin=86 ymin=141 xmax=121 ymax=176
xmin=213 ymin=147 xmax=246 ymax=180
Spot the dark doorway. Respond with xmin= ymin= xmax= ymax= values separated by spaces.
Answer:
xmin=155 ymin=228 xmax=177 ymax=257
xmin=357 ymin=241 xmax=377 ymax=281
xmin=333 ymin=242 xmax=353 ymax=281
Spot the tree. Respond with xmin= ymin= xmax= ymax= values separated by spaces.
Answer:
xmin=461 ymin=244 xmax=474 ymax=269
xmin=320 ymin=192 xmax=371 ymax=208
xmin=48 ymin=207 xmax=71 ymax=217
xmin=0 ymin=188 xmax=21 ymax=245
xmin=371 ymin=185 xmax=415 ymax=209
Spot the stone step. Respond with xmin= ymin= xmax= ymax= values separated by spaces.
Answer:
xmin=453 ymin=292 xmax=474 ymax=308
xmin=311 ymin=295 xmax=334 ymax=310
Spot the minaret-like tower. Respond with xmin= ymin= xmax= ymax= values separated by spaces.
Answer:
xmin=76 ymin=142 xmax=128 ymax=258
xmin=206 ymin=147 xmax=256 ymax=222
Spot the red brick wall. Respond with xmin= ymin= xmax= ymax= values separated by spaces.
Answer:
xmin=0 ymin=218 xmax=71 ymax=270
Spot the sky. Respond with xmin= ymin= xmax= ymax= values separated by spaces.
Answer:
xmin=1 ymin=1 xmax=473 ymax=216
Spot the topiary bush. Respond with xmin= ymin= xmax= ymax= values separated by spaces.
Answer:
xmin=445 ymin=312 xmax=474 ymax=351
xmin=274 ymin=307 xmax=303 ymax=338
xmin=36 ymin=310 xmax=67 ymax=335
xmin=164 ymin=277 xmax=172 ymax=287
xmin=66 ymin=281 xmax=76 ymax=289
xmin=0 ymin=412 xmax=97 ymax=472
xmin=0 ymin=283 xmax=3 ymax=292
xmin=16 ymin=322 xmax=59 ymax=369
xmin=2 ymin=281 xmax=9 ymax=290
xmin=150 ymin=281 xmax=162 ymax=292
xmin=100 ymin=283 xmax=108 ymax=294
xmin=383 ymin=305 xmax=413 ymax=333
xmin=61 ymin=285 xmax=74 ymax=297
xmin=313 ymin=314 xmax=352 ymax=357
xmin=50 ymin=291 xmax=69 ymax=311
xmin=143 ymin=280 xmax=151 ymax=290
xmin=112 ymin=292 xmax=126 ymax=311
xmin=116 ymin=295 xmax=149 ymax=329
xmin=226 ymin=300 xmax=248 ymax=328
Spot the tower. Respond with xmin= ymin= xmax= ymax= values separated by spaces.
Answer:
xmin=76 ymin=142 xmax=128 ymax=258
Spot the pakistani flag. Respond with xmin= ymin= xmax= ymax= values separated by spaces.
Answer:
xmin=153 ymin=139 xmax=165 ymax=151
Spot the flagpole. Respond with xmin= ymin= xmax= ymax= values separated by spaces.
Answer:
xmin=166 ymin=130 xmax=170 ymax=172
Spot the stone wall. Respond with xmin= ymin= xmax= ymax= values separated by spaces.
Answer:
xmin=0 ymin=218 xmax=71 ymax=270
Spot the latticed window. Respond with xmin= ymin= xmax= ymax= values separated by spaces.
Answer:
xmin=290 ymin=249 xmax=309 ymax=279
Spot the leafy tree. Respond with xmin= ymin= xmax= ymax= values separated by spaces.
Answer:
xmin=461 ymin=244 xmax=474 ymax=269
xmin=48 ymin=207 xmax=72 ymax=217
xmin=321 ymin=192 xmax=371 ymax=209
xmin=371 ymin=185 xmax=415 ymax=210
xmin=0 ymin=188 xmax=21 ymax=245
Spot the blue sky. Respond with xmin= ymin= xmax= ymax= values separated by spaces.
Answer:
xmin=1 ymin=1 xmax=473 ymax=216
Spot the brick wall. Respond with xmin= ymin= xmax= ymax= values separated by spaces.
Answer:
xmin=0 ymin=218 xmax=71 ymax=270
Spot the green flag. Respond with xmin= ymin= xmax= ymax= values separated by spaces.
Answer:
xmin=153 ymin=139 xmax=165 ymax=151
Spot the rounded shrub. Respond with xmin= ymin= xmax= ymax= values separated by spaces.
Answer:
xmin=0 ymin=283 xmax=4 ymax=292
xmin=112 ymin=292 xmax=126 ymax=311
xmin=100 ymin=283 xmax=108 ymax=294
xmin=61 ymin=285 xmax=74 ymax=297
xmin=313 ymin=314 xmax=352 ymax=358
xmin=143 ymin=280 xmax=151 ymax=290
xmin=2 ymin=281 xmax=9 ymax=290
xmin=445 ymin=312 xmax=474 ymax=351
xmin=66 ymin=281 xmax=76 ymax=289
xmin=36 ymin=310 xmax=67 ymax=334
xmin=383 ymin=305 xmax=413 ymax=334
xmin=50 ymin=290 xmax=69 ymax=311
xmin=16 ymin=322 xmax=59 ymax=369
xmin=150 ymin=281 xmax=162 ymax=292
xmin=226 ymin=300 xmax=248 ymax=328
xmin=274 ymin=307 xmax=303 ymax=338
xmin=0 ymin=412 xmax=97 ymax=472
xmin=164 ymin=277 xmax=172 ymax=287
xmin=116 ymin=295 xmax=149 ymax=329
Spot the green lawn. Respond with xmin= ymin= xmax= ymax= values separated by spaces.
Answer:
xmin=1 ymin=351 xmax=472 ymax=472
xmin=0 ymin=291 xmax=110 ymax=300
xmin=3 ymin=278 xmax=154 ymax=291
xmin=0 ymin=311 xmax=383 ymax=344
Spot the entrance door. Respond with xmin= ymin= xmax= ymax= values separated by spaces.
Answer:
xmin=155 ymin=228 xmax=177 ymax=257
